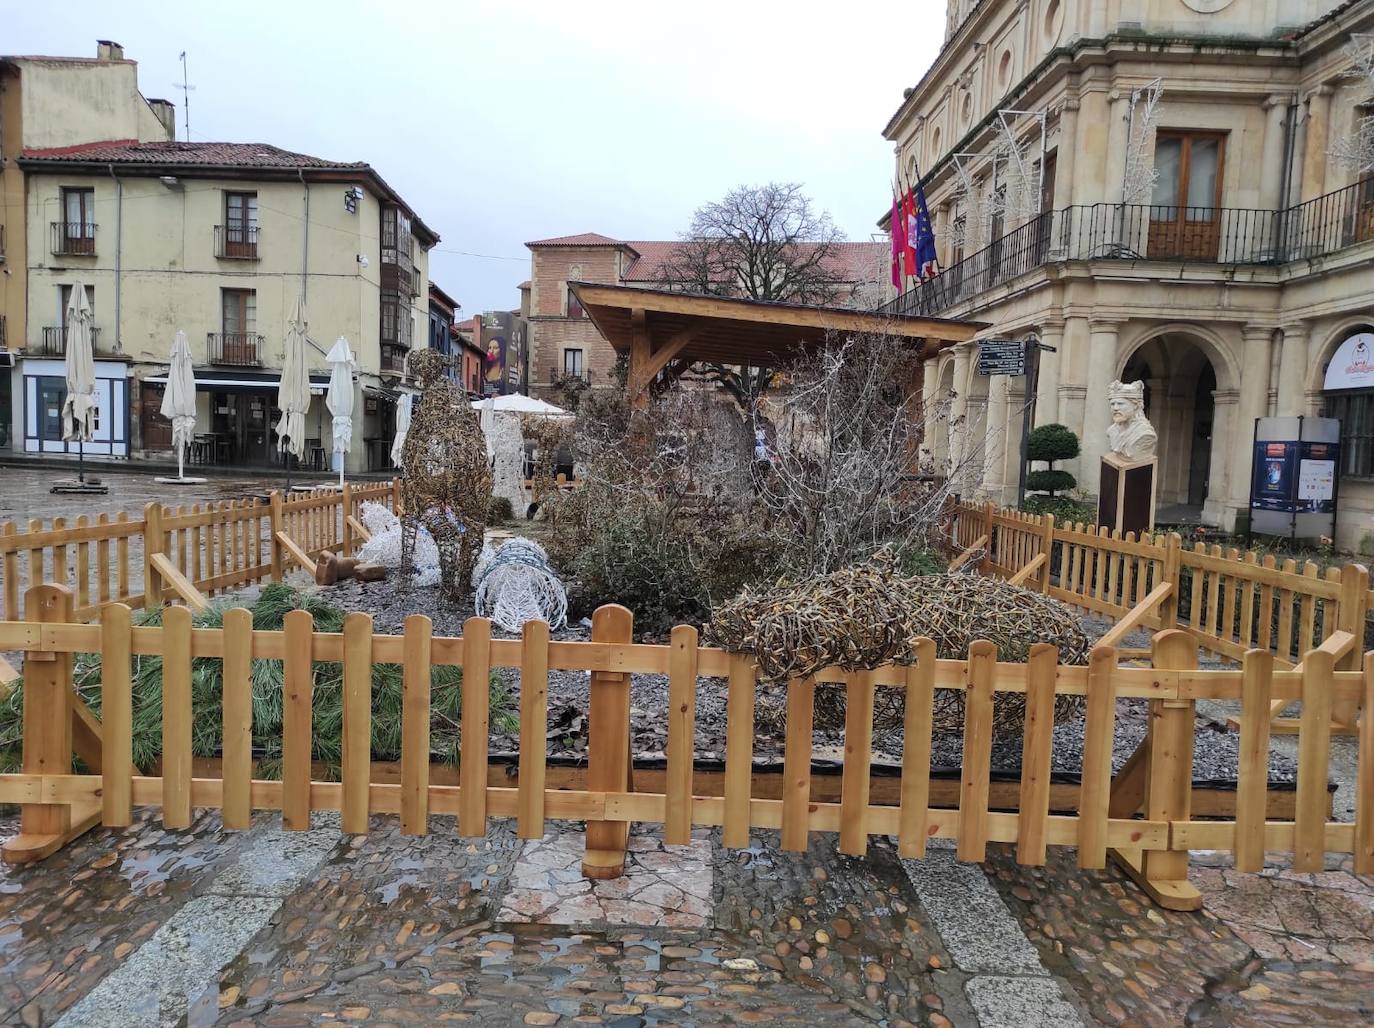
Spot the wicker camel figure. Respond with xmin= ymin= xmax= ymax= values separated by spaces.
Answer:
xmin=399 ymin=350 xmax=493 ymax=600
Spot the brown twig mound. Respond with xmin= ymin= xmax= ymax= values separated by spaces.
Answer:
xmin=708 ymin=555 xmax=1089 ymax=737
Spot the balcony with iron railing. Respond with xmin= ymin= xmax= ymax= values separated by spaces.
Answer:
xmin=551 ymin=367 xmax=591 ymax=386
xmin=214 ymin=225 xmax=260 ymax=260
xmin=33 ymin=326 xmax=103 ymax=357
xmin=380 ymin=344 xmax=410 ymax=375
xmin=50 ymin=221 xmax=97 ymax=257
xmin=207 ymin=332 xmax=265 ymax=366
xmin=884 ymin=175 xmax=1374 ymax=318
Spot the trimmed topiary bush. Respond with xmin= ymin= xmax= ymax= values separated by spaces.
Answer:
xmin=1026 ymin=423 xmax=1080 ymax=497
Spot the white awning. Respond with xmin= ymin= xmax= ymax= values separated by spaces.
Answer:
xmin=143 ymin=374 xmax=327 ymax=395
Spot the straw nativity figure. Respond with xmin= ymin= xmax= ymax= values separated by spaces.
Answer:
xmin=399 ymin=350 xmax=493 ymax=599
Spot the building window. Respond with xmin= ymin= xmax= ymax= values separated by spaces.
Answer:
xmin=1151 ymin=132 xmax=1224 ymax=212
xmin=566 ymin=286 xmax=585 ymax=319
xmin=222 ymin=289 xmax=256 ymax=335
xmin=223 ymin=191 xmax=258 ymax=256
xmin=62 ymin=187 xmax=95 ymax=248
xmin=1324 ymin=392 xmax=1374 ymax=478
xmin=60 ymin=284 xmax=95 ymax=322
xmin=563 ymin=348 xmax=584 ymax=380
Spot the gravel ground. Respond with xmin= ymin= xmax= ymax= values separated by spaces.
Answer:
xmin=311 ymin=578 xmax=1300 ymax=786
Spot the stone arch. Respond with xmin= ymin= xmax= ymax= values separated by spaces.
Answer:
xmin=1116 ymin=321 xmax=1241 ymax=393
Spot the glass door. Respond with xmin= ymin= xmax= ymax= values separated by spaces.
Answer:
xmin=1149 ymin=132 xmax=1224 ymax=260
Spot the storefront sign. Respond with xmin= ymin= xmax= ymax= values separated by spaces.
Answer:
xmin=1322 ymin=331 xmax=1374 ymax=391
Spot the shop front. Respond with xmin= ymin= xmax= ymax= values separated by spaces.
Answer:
xmin=20 ymin=357 xmax=131 ymax=458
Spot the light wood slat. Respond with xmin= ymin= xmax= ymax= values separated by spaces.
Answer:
xmin=100 ymin=604 xmax=133 ymax=827
xmin=1356 ymin=652 xmax=1374 ymax=875
xmin=1277 ymin=559 xmax=1297 ymax=662
xmin=116 ymin=513 xmax=130 ymax=599
xmin=517 ymin=620 xmax=550 ymax=840
xmin=205 ymin=505 xmax=217 ymax=590
xmin=1078 ymin=646 xmax=1117 ymax=869
xmin=221 ymin=608 xmax=253 ymax=831
xmin=26 ymin=519 xmax=43 ymax=615
xmin=401 ymin=614 xmax=433 ymax=836
xmin=52 ymin=517 xmax=67 ymax=587
xmin=459 ymin=617 xmax=492 ymax=838
xmin=282 ymin=609 xmax=314 ymax=832
xmin=722 ymin=653 xmax=757 ymax=849
xmin=1258 ymin=555 xmax=1277 ymax=650
xmin=838 ymin=670 xmax=875 ymax=856
xmin=1190 ymin=544 xmax=1207 ymax=632
xmin=341 ymin=612 xmax=374 ymax=835
xmin=2 ymin=524 xmax=18 ymax=620
xmin=191 ymin=509 xmax=203 ymax=592
xmin=665 ymin=624 xmax=699 ymax=845
xmin=74 ymin=516 xmax=90 ymax=610
xmin=1016 ymin=643 xmax=1057 ymax=865
xmin=230 ymin=502 xmax=242 ymax=579
xmin=897 ymin=639 xmax=936 ymax=858
xmin=1294 ymin=647 xmax=1334 ymax=872
xmin=1239 ymin=553 xmax=1257 ymax=647
xmin=1219 ymin=549 xmax=1238 ymax=645
xmin=1235 ymin=649 xmax=1274 ymax=872
xmin=781 ymin=676 xmax=816 ymax=852
xmin=958 ymin=640 xmax=996 ymax=863
xmin=1205 ymin=544 xmax=1223 ymax=636
xmin=1298 ymin=563 xmax=1318 ymax=656
xmin=161 ymin=605 xmax=193 ymax=829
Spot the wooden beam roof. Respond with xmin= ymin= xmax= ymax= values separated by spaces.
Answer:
xmin=568 ymin=282 xmax=986 ymax=368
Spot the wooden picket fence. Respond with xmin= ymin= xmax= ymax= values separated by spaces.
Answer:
xmin=0 ymin=480 xmax=401 ymax=622
xmin=0 ymin=584 xmax=1369 ymax=909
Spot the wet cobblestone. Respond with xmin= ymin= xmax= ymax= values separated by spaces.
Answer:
xmin=0 ymin=809 xmax=254 ymax=1026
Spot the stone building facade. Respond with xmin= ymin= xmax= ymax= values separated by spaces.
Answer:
xmin=885 ymin=0 xmax=1374 ymax=552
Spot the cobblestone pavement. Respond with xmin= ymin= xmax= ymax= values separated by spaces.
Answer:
xmin=0 ymin=809 xmax=1372 ymax=1025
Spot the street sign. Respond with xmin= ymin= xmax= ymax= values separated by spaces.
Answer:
xmin=977 ymin=339 xmax=1027 ymax=376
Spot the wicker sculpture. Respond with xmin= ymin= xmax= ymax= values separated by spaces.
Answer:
xmin=399 ymin=350 xmax=493 ymax=600
xmin=709 ymin=552 xmax=1089 ymax=737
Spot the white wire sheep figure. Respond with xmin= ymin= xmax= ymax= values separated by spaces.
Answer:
xmin=473 ymin=537 xmax=568 ymax=632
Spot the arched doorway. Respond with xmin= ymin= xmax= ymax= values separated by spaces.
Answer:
xmin=1121 ymin=333 xmax=1221 ymax=520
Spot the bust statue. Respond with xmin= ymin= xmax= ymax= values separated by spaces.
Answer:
xmin=1106 ymin=380 xmax=1158 ymax=461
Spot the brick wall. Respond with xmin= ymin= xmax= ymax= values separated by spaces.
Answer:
xmin=528 ymin=245 xmax=624 ymax=394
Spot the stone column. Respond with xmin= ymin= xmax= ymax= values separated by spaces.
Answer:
xmin=935 ymin=202 xmax=952 ymax=268
xmin=1259 ymin=95 xmax=1293 ymax=215
xmin=1105 ymin=92 xmax=1130 ymax=204
xmin=1035 ymin=320 xmax=1064 ymax=426
xmin=1276 ymin=323 xmax=1309 ymax=416
xmin=1003 ymin=374 xmax=1028 ymax=506
xmin=1300 ymin=86 xmax=1333 ymax=203
xmin=948 ymin=343 xmax=973 ymax=483
xmin=1231 ymin=326 xmax=1273 ymax=514
xmin=982 ymin=373 xmax=1010 ymax=500
xmin=1053 ymin=100 xmax=1080 ymax=209
xmin=1207 ymin=389 xmax=1240 ymax=529
xmin=1081 ymin=319 xmax=1122 ymax=498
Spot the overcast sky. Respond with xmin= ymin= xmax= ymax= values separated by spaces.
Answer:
xmin=9 ymin=1 xmax=943 ymax=315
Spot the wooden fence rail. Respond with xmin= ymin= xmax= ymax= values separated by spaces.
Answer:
xmin=0 ymin=480 xmax=401 ymax=621
xmin=950 ymin=501 xmax=1371 ymax=734
xmin=0 ymin=585 xmax=1369 ymax=910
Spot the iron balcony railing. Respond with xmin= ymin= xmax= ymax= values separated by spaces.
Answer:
xmin=552 ymin=367 xmax=590 ymax=385
xmin=51 ymin=221 xmax=97 ymax=257
xmin=207 ymin=332 xmax=264 ymax=366
xmin=214 ymin=225 xmax=260 ymax=260
xmin=884 ymin=176 xmax=1374 ymax=317
xmin=35 ymin=326 xmax=102 ymax=357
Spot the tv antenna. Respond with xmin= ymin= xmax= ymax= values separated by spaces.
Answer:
xmin=176 ymin=51 xmax=195 ymax=140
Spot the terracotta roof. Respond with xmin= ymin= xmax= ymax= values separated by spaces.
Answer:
xmin=621 ymin=240 xmax=886 ymax=286
xmin=21 ymin=139 xmax=370 ymax=169
xmin=525 ymin=232 xmax=631 ymax=248
xmin=19 ymin=139 xmax=438 ymax=245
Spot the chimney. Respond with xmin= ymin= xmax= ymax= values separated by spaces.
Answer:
xmin=96 ymin=40 xmax=125 ymax=61
xmin=145 ymin=98 xmax=177 ymax=140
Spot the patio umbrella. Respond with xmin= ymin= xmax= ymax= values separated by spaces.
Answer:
xmin=275 ymin=294 xmax=310 ymax=485
xmin=61 ymin=281 xmax=97 ymax=484
xmin=390 ymin=391 xmax=412 ymax=469
xmin=325 ymin=336 xmax=356 ymax=488
xmin=160 ymin=330 xmax=198 ymax=481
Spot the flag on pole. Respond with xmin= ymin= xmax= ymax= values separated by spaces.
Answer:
xmin=912 ymin=175 xmax=939 ymax=281
xmin=901 ymin=186 xmax=919 ymax=278
xmin=890 ymin=193 xmax=905 ymax=288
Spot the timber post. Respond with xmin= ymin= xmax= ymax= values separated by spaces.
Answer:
xmin=143 ymin=503 xmax=164 ymax=608
xmin=1158 ymin=533 xmax=1183 ymax=629
xmin=582 ymin=603 xmax=635 ymax=878
xmin=341 ymin=482 xmax=355 ymax=557
xmin=391 ymin=477 xmax=402 ymax=514
xmin=269 ymin=491 xmax=284 ymax=583
xmin=1333 ymin=562 xmax=1369 ymax=729
xmin=980 ymin=501 xmax=995 ymax=574
xmin=1039 ymin=513 xmax=1055 ymax=593
xmin=1112 ymin=629 xmax=1202 ymax=911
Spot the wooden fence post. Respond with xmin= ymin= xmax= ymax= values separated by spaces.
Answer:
xmin=1158 ymin=533 xmax=1182 ymax=629
xmin=143 ymin=503 xmax=164 ymax=608
xmin=269 ymin=491 xmax=284 ymax=583
xmin=582 ymin=603 xmax=634 ymax=879
xmin=341 ymin=483 xmax=355 ymax=557
xmin=980 ymin=501 xmax=995 ymax=574
xmin=1039 ymin=513 xmax=1056 ymax=594
xmin=1333 ymin=563 xmax=1370 ymax=730
xmin=391 ymin=477 xmax=402 ymax=514
xmin=1113 ymin=629 xmax=1202 ymax=911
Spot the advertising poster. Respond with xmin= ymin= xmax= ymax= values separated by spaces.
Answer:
xmin=1250 ymin=441 xmax=1298 ymax=512
xmin=1297 ymin=441 xmax=1339 ymax=514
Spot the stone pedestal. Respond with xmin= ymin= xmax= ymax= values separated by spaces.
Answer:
xmin=1098 ymin=454 xmax=1157 ymax=536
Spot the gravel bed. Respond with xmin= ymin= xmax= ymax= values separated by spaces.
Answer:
xmin=259 ymin=578 xmax=1300 ymax=785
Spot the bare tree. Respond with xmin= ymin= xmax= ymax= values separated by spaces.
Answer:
xmin=657 ymin=183 xmax=850 ymax=411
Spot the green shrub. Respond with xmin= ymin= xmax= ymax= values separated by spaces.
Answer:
xmin=487 ymin=494 xmax=515 ymax=524
xmin=0 ymin=583 xmax=516 ymax=777
xmin=1026 ymin=423 xmax=1079 ymax=497
xmin=1022 ymin=494 xmax=1097 ymax=525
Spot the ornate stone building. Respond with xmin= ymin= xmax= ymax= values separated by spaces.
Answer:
xmin=885 ymin=0 xmax=1374 ymax=551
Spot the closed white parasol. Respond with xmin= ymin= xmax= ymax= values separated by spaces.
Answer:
xmin=390 ymin=391 xmax=413 ymax=469
xmin=275 ymin=294 xmax=311 ymax=469
xmin=158 ymin=330 xmax=201 ymax=482
xmin=325 ymin=335 xmax=356 ymax=487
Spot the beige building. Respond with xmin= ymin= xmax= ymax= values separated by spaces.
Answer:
xmin=885 ymin=0 xmax=1374 ymax=552
xmin=1 ymin=42 xmax=437 ymax=473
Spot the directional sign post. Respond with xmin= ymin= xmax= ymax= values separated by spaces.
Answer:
xmin=977 ymin=339 xmax=1027 ymax=377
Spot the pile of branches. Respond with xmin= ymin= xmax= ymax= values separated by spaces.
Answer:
xmin=709 ymin=553 xmax=1088 ymax=737
xmin=0 ymin=584 xmax=516 ymax=778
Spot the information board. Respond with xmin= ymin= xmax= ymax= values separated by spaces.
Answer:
xmin=976 ymin=339 xmax=1026 ymax=376
xmin=1250 ymin=441 xmax=1299 ymax=513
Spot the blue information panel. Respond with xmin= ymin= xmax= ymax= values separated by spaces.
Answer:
xmin=1250 ymin=441 xmax=1298 ymax=512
